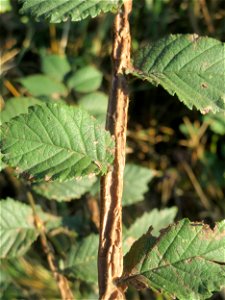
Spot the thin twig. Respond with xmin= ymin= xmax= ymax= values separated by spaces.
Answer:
xmin=59 ymin=20 xmax=70 ymax=55
xmin=87 ymin=195 xmax=100 ymax=230
xmin=98 ymin=1 xmax=132 ymax=299
xmin=27 ymin=192 xmax=74 ymax=300
xmin=49 ymin=24 xmax=59 ymax=54
xmin=181 ymin=161 xmax=211 ymax=210
xmin=4 ymin=79 xmax=21 ymax=97
xmin=199 ymin=0 xmax=215 ymax=34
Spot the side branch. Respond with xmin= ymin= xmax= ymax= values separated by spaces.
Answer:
xmin=27 ymin=192 xmax=74 ymax=300
xmin=98 ymin=1 xmax=132 ymax=299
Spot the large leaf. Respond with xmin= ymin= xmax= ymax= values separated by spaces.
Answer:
xmin=68 ymin=66 xmax=103 ymax=93
xmin=20 ymin=0 xmax=122 ymax=23
xmin=0 ymin=198 xmax=39 ymax=258
xmin=130 ymin=34 xmax=225 ymax=113
xmin=19 ymin=75 xmax=67 ymax=97
xmin=1 ymin=103 xmax=114 ymax=182
xmin=122 ymin=219 xmax=225 ymax=300
xmin=0 ymin=97 xmax=41 ymax=125
xmin=78 ymin=92 xmax=108 ymax=123
xmin=123 ymin=207 xmax=177 ymax=254
xmin=0 ymin=97 xmax=42 ymax=170
xmin=123 ymin=164 xmax=155 ymax=206
xmin=33 ymin=176 xmax=96 ymax=201
xmin=41 ymin=54 xmax=71 ymax=82
xmin=63 ymin=234 xmax=98 ymax=283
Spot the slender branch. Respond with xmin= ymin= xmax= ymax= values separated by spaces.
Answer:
xmin=199 ymin=0 xmax=215 ymax=34
xmin=27 ymin=192 xmax=74 ymax=300
xmin=4 ymin=79 xmax=21 ymax=97
xmin=59 ymin=20 xmax=70 ymax=55
xmin=180 ymin=161 xmax=211 ymax=210
xmin=98 ymin=1 xmax=132 ymax=299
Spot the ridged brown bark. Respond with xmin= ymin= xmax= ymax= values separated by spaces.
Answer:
xmin=98 ymin=1 xmax=132 ymax=299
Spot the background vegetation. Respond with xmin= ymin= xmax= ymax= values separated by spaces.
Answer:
xmin=0 ymin=0 xmax=225 ymax=299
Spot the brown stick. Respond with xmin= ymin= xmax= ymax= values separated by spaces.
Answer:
xmin=180 ymin=161 xmax=211 ymax=210
xmin=199 ymin=0 xmax=215 ymax=34
xmin=27 ymin=192 xmax=74 ymax=300
xmin=98 ymin=1 xmax=132 ymax=299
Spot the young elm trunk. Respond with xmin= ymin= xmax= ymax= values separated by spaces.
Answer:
xmin=98 ymin=1 xmax=132 ymax=299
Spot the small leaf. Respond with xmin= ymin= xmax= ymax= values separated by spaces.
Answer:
xmin=204 ymin=113 xmax=225 ymax=135
xmin=68 ymin=66 xmax=103 ymax=93
xmin=63 ymin=234 xmax=98 ymax=283
xmin=33 ymin=176 xmax=97 ymax=201
xmin=19 ymin=75 xmax=67 ymax=97
xmin=123 ymin=207 xmax=177 ymax=254
xmin=122 ymin=219 xmax=225 ymax=300
xmin=0 ymin=97 xmax=41 ymax=125
xmin=131 ymin=34 xmax=225 ymax=113
xmin=41 ymin=54 xmax=71 ymax=82
xmin=0 ymin=269 xmax=11 ymax=299
xmin=0 ymin=198 xmax=39 ymax=258
xmin=0 ymin=152 xmax=6 ymax=171
xmin=78 ymin=92 xmax=108 ymax=122
xmin=20 ymin=0 xmax=123 ymax=23
xmin=123 ymin=164 xmax=155 ymax=206
xmin=1 ymin=103 xmax=114 ymax=182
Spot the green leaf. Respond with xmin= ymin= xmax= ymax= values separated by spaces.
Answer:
xmin=122 ymin=219 xmax=225 ymax=300
xmin=78 ymin=92 xmax=108 ymax=123
xmin=20 ymin=0 xmax=122 ymax=23
xmin=0 ymin=97 xmax=41 ymax=125
xmin=33 ymin=176 xmax=96 ymax=201
xmin=0 ymin=152 xmax=6 ymax=171
xmin=41 ymin=54 xmax=71 ymax=82
xmin=63 ymin=234 xmax=98 ymax=283
xmin=204 ymin=113 xmax=225 ymax=135
xmin=123 ymin=207 xmax=177 ymax=254
xmin=131 ymin=34 xmax=225 ymax=113
xmin=0 ymin=0 xmax=12 ymax=13
xmin=0 ymin=269 xmax=12 ymax=299
xmin=0 ymin=198 xmax=39 ymax=259
xmin=123 ymin=164 xmax=155 ymax=206
xmin=0 ymin=97 xmax=41 ymax=171
xmin=68 ymin=66 xmax=103 ymax=93
xmin=89 ymin=164 xmax=155 ymax=206
xmin=1 ymin=103 xmax=114 ymax=182
xmin=19 ymin=75 xmax=67 ymax=97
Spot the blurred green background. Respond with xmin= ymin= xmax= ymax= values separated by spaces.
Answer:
xmin=0 ymin=0 xmax=225 ymax=299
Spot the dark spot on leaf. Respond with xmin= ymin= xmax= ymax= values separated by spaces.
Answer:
xmin=201 ymin=83 xmax=208 ymax=89
xmin=21 ymin=171 xmax=35 ymax=182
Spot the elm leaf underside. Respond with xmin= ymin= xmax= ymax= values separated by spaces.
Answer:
xmin=33 ymin=176 xmax=97 ymax=201
xmin=63 ymin=234 xmax=98 ymax=283
xmin=0 ymin=198 xmax=39 ymax=259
